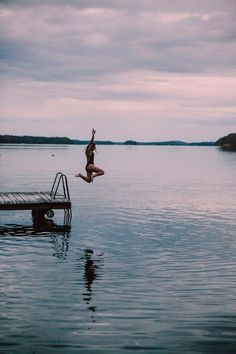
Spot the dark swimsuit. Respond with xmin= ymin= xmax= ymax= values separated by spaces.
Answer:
xmin=86 ymin=152 xmax=94 ymax=171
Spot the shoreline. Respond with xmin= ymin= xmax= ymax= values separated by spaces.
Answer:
xmin=0 ymin=135 xmax=215 ymax=146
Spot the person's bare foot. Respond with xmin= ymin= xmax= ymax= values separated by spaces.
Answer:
xmin=75 ymin=173 xmax=81 ymax=177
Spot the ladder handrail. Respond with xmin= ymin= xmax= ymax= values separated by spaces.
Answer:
xmin=50 ymin=172 xmax=70 ymax=201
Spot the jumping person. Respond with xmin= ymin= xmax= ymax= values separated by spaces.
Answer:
xmin=75 ymin=129 xmax=105 ymax=183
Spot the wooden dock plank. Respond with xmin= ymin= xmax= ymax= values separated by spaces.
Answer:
xmin=0 ymin=191 xmax=71 ymax=210
xmin=16 ymin=193 xmax=30 ymax=203
xmin=0 ymin=193 xmax=10 ymax=203
xmin=23 ymin=193 xmax=44 ymax=203
xmin=0 ymin=194 xmax=8 ymax=204
xmin=22 ymin=193 xmax=41 ymax=203
xmin=30 ymin=193 xmax=44 ymax=203
xmin=17 ymin=193 xmax=36 ymax=204
xmin=38 ymin=192 xmax=54 ymax=202
xmin=0 ymin=193 xmax=24 ymax=204
xmin=1 ymin=193 xmax=17 ymax=204
xmin=11 ymin=193 xmax=25 ymax=204
xmin=6 ymin=193 xmax=17 ymax=203
xmin=36 ymin=192 xmax=51 ymax=203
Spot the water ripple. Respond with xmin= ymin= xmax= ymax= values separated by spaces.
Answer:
xmin=1 ymin=145 xmax=236 ymax=353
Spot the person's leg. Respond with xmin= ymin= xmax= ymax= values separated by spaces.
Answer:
xmin=90 ymin=165 xmax=105 ymax=179
xmin=75 ymin=172 xmax=92 ymax=183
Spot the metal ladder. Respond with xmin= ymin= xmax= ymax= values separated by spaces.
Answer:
xmin=50 ymin=172 xmax=70 ymax=201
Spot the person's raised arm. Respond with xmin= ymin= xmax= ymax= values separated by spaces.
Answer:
xmin=86 ymin=129 xmax=96 ymax=152
xmin=90 ymin=128 xmax=96 ymax=143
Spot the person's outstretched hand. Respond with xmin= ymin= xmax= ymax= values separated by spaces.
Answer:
xmin=92 ymin=128 xmax=96 ymax=135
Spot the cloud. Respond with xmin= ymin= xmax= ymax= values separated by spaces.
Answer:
xmin=1 ymin=2 xmax=236 ymax=80
xmin=1 ymin=0 xmax=235 ymax=11
xmin=0 ymin=0 xmax=236 ymax=140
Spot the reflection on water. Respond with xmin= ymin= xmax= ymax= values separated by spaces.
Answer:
xmin=0 ymin=145 xmax=236 ymax=353
xmin=50 ymin=234 xmax=70 ymax=260
xmin=76 ymin=249 xmax=103 ymax=319
xmin=0 ymin=220 xmax=71 ymax=263
xmin=83 ymin=250 xmax=98 ymax=307
xmin=0 ymin=221 xmax=71 ymax=237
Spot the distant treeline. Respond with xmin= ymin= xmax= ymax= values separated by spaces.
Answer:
xmin=215 ymin=133 xmax=236 ymax=149
xmin=0 ymin=135 xmax=217 ymax=146
xmin=0 ymin=135 xmax=115 ymax=145
xmin=0 ymin=135 xmax=73 ymax=144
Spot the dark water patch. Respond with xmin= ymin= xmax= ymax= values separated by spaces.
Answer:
xmin=122 ymin=345 xmax=164 ymax=351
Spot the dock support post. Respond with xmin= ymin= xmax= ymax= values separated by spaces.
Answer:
xmin=32 ymin=209 xmax=46 ymax=223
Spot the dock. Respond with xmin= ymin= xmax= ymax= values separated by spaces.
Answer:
xmin=0 ymin=191 xmax=70 ymax=210
xmin=0 ymin=172 xmax=72 ymax=224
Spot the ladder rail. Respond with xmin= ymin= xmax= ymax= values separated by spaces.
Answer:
xmin=50 ymin=172 xmax=70 ymax=201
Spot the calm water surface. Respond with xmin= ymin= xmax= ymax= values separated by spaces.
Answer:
xmin=0 ymin=145 xmax=236 ymax=354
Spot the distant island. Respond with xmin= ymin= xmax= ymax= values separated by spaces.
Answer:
xmin=123 ymin=140 xmax=214 ymax=146
xmin=0 ymin=135 xmax=216 ymax=146
xmin=215 ymin=133 xmax=236 ymax=150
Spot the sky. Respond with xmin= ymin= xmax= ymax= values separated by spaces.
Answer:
xmin=0 ymin=0 xmax=236 ymax=142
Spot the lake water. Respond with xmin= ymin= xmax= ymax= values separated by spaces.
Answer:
xmin=0 ymin=145 xmax=236 ymax=354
